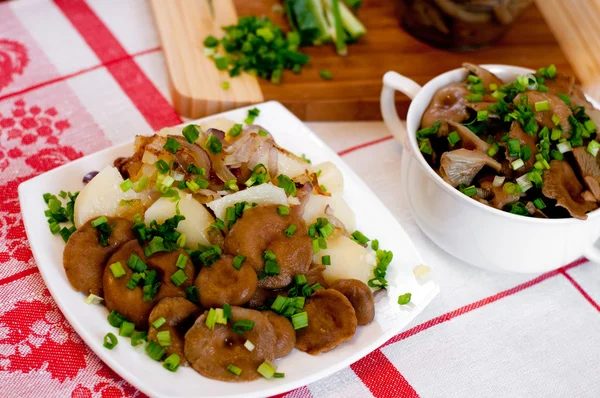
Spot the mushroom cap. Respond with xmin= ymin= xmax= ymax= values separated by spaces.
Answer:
xmin=224 ymin=205 xmax=313 ymax=289
xmin=148 ymin=297 xmax=202 ymax=365
xmin=329 ymin=279 xmax=375 ymax=326
xmin=63 ymin=217 xmax=134 ymax=296
xmin=295 ymin=289 xmax=357 ymax=355
xmin=196 ymin=254 xmax=258 ymax=308
xmin=262 ymin=310 xmax=296 ymax=359
xmin=572 ymin=146 xmax=600 ymax=200
xmin=421 ymin=83 xmax=471 ymax=135
xmin=440 ymin=148 xmax=502 ymax=187
xmin=184 ymin=307 xmax=276 ymax=381
xmin=515 ymin=92 xmax=572 ymax=134
xmin=447 ymin=120 xmax=490 ymax=152
xmin=462 ymin=63 xmax=504 ymax=88
xmin=542 ymin=160 xmax=598 ymax=219
xmin=146 ymin=249 xmax=196 ymax=301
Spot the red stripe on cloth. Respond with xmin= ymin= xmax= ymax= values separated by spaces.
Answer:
xmin=0 ymin=268 xmax=39 ymax=287
xmin=381 ymin=258 xmax=587 ymax=349
xmin=560 ymin=269 xmax=600 ymax=312
xmin=269 ymin=386 xmax=313 ymax=398
xmin=53 ymin=0 xmax=182 ymax=130
xmin=0 ymin=47 xmax=161 ymax=103
xmin=338 ymin=135 xmax=394 ymax=156
xmin=351 ymin=349 xmax=419 ymax=398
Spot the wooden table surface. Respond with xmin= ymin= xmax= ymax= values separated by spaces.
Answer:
xmin=235 ymin=0 xmax=573 ymax=121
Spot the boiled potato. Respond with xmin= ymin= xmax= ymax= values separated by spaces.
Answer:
xmin=302 ymin=194 xmax=355 ymax=232
xmin=311 ymin=162 xmax=343 ymax=194
xmin=144 ymin=192 xmax=214 ymax=247
xmin=74 ymin=166 xmax=150 ymax=228
xmin=206 ymin=183 xmax=287 ymax=220
xmin=315 ymin=234 xmax=376 ymax=285
xmin=254 ymin=150 xmax=309 ymax=179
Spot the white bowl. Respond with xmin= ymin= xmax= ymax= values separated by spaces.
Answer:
xmin=380 ymin=65 xmax=600 ymax=273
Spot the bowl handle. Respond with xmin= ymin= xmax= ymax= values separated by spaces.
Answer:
xmin=584 ymin=241 xmax=600 ymax=264
xmin=381 ymin=71 xmax=422 ymax=150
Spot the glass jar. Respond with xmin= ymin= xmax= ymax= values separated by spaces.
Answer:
xmin=396 ymin=0 xmax=534 ymax=51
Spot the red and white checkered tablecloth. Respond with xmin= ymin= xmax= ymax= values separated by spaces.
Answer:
xmin=1 ymin=1 xmax=599 ymax=397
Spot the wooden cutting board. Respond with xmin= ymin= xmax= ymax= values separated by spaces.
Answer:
xmin=150 ymin=0 xmax=573 ymax=121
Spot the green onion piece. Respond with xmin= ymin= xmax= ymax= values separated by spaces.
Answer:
xmin=447 ymin=131 xmax=461 ymax=146
xmin=145 ymin=340 xmax=166 ymax=361
xmin=277 ymin=174 xmax=297 ymax=196
xmin=398 ymin=292 xmax=412 ymax=305
xmin=228 ymin=123 xmax=243 ymax=137
xmin=350 ymin=230 xmax=370 ymax=244
xmin=206 ymin=308 xmax=218 ymax=330
xmin=244 ymin=340 xmax=255 ymax=351
xmin=213 ymin=55 xmax=228 ymax=70
xmin=535 ymin=100 xmax=550 ymax=112
xmin=587 ymin=140 xmax=600 ymax=157
xmin=120 ymin=179 xmax=133 ymax=192
xmin=144 ymin=236 xmax=167 ymax=257
xmin=225 ymin=179 xmax=239 ymax=192
xmin=271 ymin=296 xmax=288 ymax=313
xmin=460 ymin=185 xmax=478 ymax=197
xmin=163 ymin=353 xmax=180 ymax=372
xmin=321 ymin=255 xmax=331 ymax=266
xmin=551 ymin=149 xmax=564 ymax=161
xmin=552 ymin=113 xmax=561 ymax=126
xmin=533 ymin=198 xmax=546 ymax=209
xmin=319 ymin=221 xmax=334 ymax=238
xmin=109 ymin=262 xmax=126 ymax=279
xmin=277 ymin=206 xmax=290 ymax=216
xmin=223 ymin=303 xmax=232 ymax=322
xmin=126 ymin=272 xmax=144 ymax=290
xmin=59 ymin=226 xmax=74 ymax=242
xmin=291 ymin=311 xmax=308 ymax=330
xmin=476 ymin=110 xmax=488 ymax=121
xmin=318 ymin=237 xmax=327 ymax=249
xmin=285 ymin=224 xmax=297 ymax=237
xmin=547 ymin=64 xmax=557 ymax=78
xmin=418 ymin=139 xmax=433 ymax=155
xmin=232 ymin=255 xmax=246 ymax=270
xmin=551 ymin=128 xmax=562 ymax=141
xmin=257 ymin=361 xmax=276 ymax=379
xmin=466 ymin=93 xmax=483 ymax=102
xmin=205 ymin=132 xmax=222 ymax=154
xmin=127 ymin=253 xmax=147 ymax=272
xmin=203 ymin=35 xmax=219 ymax=47
xmin=85 ymin=294 xmax=103 ymax=305
xmin=295 ymin=274 xmax=307 ymax=285
xmin=244 ymin=108 xmax=260 ymax=124
xmin=131 ymin=331 xmax=147 ymax=346
xmin=49 ymin=222 xmax=61 ymax=235
xmin=155 ymin=160 xmax=170 ymax=174
xmin=175 ymin=254 xmax=188 ymax=270
xmin=264 ymin=260 xmax=280 ymax=276
xmin=222 ymin=81 xmax=230 ymax=90
xmin=187 ymin=163 xmax=205 ymax=175
xmin=585 ymin=120 xmax=597 ymax=133
xmin=319 ymin=69 xmax=333 ymax=80
xmin=91 ymin=216 xmax=108 ymax=227
xmin=258 ymin=129 xmax=268 ymax=137
xmin=170 ymin=269 xmax=188 ymax=287
xmin=157 ymin=330 xmax=171 ymax=347
xmin=489 ymin=83 xmax=498 ymax=91
xmin=263 ymin=250 xmax=277 ymax=261
xmin=119 ymin=321 xmax=135 ymax=337
xmin=103 ymin=333 xmax=118 ymax=350
xmin=557 ymin=93 xmax=571 ymax=105
xmin=232 ymin=319 xmax=255 ymax=334
xmin=274 ymin=372 xmax=285 ymax=378
xmin=227 ymin=364 xmax=242 ymax=376
xmin=152 ymin=317 xmax=166 ymax=329
xmin=107 ymin=310 xmax=128 ymax=328
xmin=182 ymin=124 xmax=200 ymax=144
xmin=371 ymin=239 xmax=379 ymax=251
xmin=163 ymin=137 xmax=181 ymax=154
xmin=486 ymin=142 xmax=499 ymax=157
xmin=467 ymin=75 xmax=480 ymax=84
xmin=185 ymin=285 xmax=200 ymax=304
xmin=528 ymin=171 xmax=544 ymax=188
xmin=507 ymin=139 xmax=521 ymax=157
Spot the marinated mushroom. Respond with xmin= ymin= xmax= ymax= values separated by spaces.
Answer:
xmin=63 ymin=217 xmax=134 ymax=296
xmin=514 ymin=92 xmax=572 ymax=133
xmin=421 ymin=83 xmax=471 ymax=136
xmin=305 ymin=263 xmax=329 ymax=288
xmin=571 ymin=146 xmax=600 ymax=200
xmin=440 ymin=149 xmax=502 ymax=187
xmin=542 ymin=160 xmax=598 ymax=219
xmin=329 ymin=279 xmax=375 ymax=326
xmin=148 ymin=297 xmax=201 ymax=365
xmin=447 ymin=120 xmax=490 ymax=152
xmin=295 ymin=289 xmax=357 ymax=355
xmin=224 ymin=205 xmax=313 ymax=289
xmin=146 ymin=249 xmax=196 ymax=301
xmin=462 ymin=62 xmax=504 ymax=88
xmin=184 ymin=307 xmax=276 ymax=381
xmin=262 ymin=310 xmax=296 ymax=358
xmin=195 ymin=254 xmax=258 ymax=308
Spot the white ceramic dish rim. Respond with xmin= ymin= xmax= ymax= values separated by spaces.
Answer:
xmin=18 ymin=101 xmax=439 ymax=398
xmin=403 ymin=64 xmax=600 ymax=225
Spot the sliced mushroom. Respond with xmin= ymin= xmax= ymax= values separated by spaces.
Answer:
xmin=184 ymin=307 xmax=276 ymax=381
xmin=571 ymin=146 xmax=600 ymax=200
xmin=525 ymin=201 xmax=548 ymax=218
xmin=480 ymin=180 xmax=523 ymax=210
xmin=514 ymin=92 xmax=572 ymax=134
xmin=224 ymin=205 xmax=313 ymax=289
xmin=148 ymin=297 xmax=201 ymax=365
xmin=295 ymin=289 xmax=357 ymax=355
xmin=507 ymin=121 xmax=538 ymax=176
xmin=544 ymin=73 xmax=575 ymax=97
xmin=440 ymin=149 xmax=502 ymax=187
xmin=262 ymin=310 xmax=296 ymax=359
xmin=542 ymin=160 xmax=598 ymax=219
xmin=146 ymin=249 xmax=196 ymax=301
xmin=305 ymin=263 xmax=329 ymax=288
xmin=447 ymin=120 xmax=490 ymax=152
xmin=196 ymin=254 xmax=258 ymax=308
xmin=246 ymin=287 xmax=280 ymax=310
xmin=329 ymin=279 xmax=375 ymax=326
xmin=421 ymin=84 xmax=471 ymax=136
xmin=463 ymin=63 xmax=504 ymax=88
xmin=63 ymin=217 xmax=134 ymax=296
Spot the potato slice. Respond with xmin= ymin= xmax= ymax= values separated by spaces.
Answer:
xmin=302 ymin=194 xmax=356 ymax=232
xmin=311 ymin=162 xmax=343 ymax=194
xmin=74 ymin=166 xmax=150 ymax=228
xmin=314 ymin=235 xmax=376 ymax=285
xmin=206 ymin=183 xmax=287 ymax=220
xmin=144 ymin=192 xmax=214 ymax=247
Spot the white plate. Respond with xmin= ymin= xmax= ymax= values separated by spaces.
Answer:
xmin=19 ymin=101 xmax=439 ymax=398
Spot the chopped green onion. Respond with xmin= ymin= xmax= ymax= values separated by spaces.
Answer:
xmin=557 ymin=141 xmax=573 ymax=153
xmin=185 ymin=285 xmax=200 ymax=304
xmin=152 ymin=317 xmax=166 ymax=329
xmin=533 ymin=198 xmax=546 ymax=209
xmin=182 ymin=124 xmax=200 ymax=143
xmin=244 ymin=108 xmax=260 ymax=125
xmin=175 ymin=254 xmax=188 ymax=270
xmin=285 ymin=224 xmax=297 ymax=237
xmin=418 ymin=139 xmax=433 ymax=155
xmin=487 ymin=142 xmax=500 ymax=157
xmin=534 ymin=100 xmax=550 ymax=112
xmin=447 ymin=131 xmax=461 ymax=146
xmin=295 ymin=274 xmax=307 ymax=285
xmin=222 ymin=81 xmax=230 ymax=90
xmin=127 ymin=254 xmax=147 ymax=272
xmin=125 ymin=272 xmax=144 ymax=290
xmin=227 ymin=364 xmax=242 ymax=376
xmin=277 ymin=174 xmax=297 ymax=196
xmin=144 ymin=236 xmax=167 ymax=257
xmin=551 ymin=149 xmax=564 ymax=161
xmin=466 ymin=93 xmax=483 ymax=102
xmin=321 ymin=255 xmax=331 ymax=266
xmin=91 ymin=216 xmax=108 ymax=227
xmin=371 ymin=239 xmax=379 ymax=251
xmin=274 ymin=372 xmax=285 ymax=378
xmin=291 ymin=311 xmax=308 ymax=330
xmin=271 ymin=296 xmax=289 ymax=313
xmin=232 ymin=254 xmax=246 ymax=270
xmin=397 ymin=293 xmax=412 ymax=305
xmin=225 ymin=179 xmax=239 ymax=192
xmin=157 ymin=330 xmax=171 ymax=347
xmin=552 ymin=113 xmax=561 ymax=126
xmin=206 ymin=308 xmax=218 ymax=330
xmin=520 ymin=145 xmax=532 ymax=161
xmin=213 ymin=55 xmax=228 ymax=70
xmin=107 ymin=310 xmax=128 ymax=328
xmin=319 ymin=69 xmax=333 ymax=80
xmin=109 ymin=262 xmax=126 ymax=279
xmin=232 ymin=319 xmax=255 ymax=334
xmin=585 ymin=120 xmax=597 ymax=133
xmin=120 ymin=179 xmax=133 ymax=192
xmin=145 ymin=340 xmax=166 ymax=361
xmin=587 ymin=140 xmax=600 ymax=157
xmin=350 ymin=230 xmax=369 ymax=244
xmin=467 ymin=75 xmax=480 ymax=84
xmin=507 ymin=139 xmax=521 ymax=157
xmin=319 ymin=221 xmax=334 ymax=238
xmin=551 ymin=128 xmax=562 ymax=141
xmin=477 ymin=110 xmax=488 ymax=121
xmin=263 ymin=250 xmax=277 ymax=261
xmin=155 ymin=160 xmax=170 ymax=174
xmin=277 ymin=206 xmax=290 ymax=216
xmin=187 ymin=163 xmax=205 ymax=175
xmin=460 ymin=185 xmax=478 ymax=197
xmin=170 ymin=269 xmax=188 ymax=287
xmin=131 ymin=331 xmax=147 ymax=346
xmin=258 ymin=129 xmax=268 ymax=137
xmin=85 ymin=294 xmax=103 ymax=305
xmin=257 ymin=362 xmax=276 ymax=379
xmin=163 ymin=353 xmax=180 ymax=372
xmin=244 ymin=340 xmax=255 ymax=352
xmin=557 ymin=93 xmax=571 ymax=105
xmin=228 ymin=123 xmax=243 ymax=137
xmin=163 ymin=137 xmax=181 ymax=153
xmin=527 ymin=171 xmax=543 ymax=189
xmin=119 ymin=321 xmax=135 ymax=337
xmin=203 ymin=35 xmax=219 ymax=47
xmin=205 ymin=132 xmax=222 ymax=154
xmin=103 ymin=333 xmax=118 ymax=350
xmin=264 ymin=260 xmax=280 ymax=276
xmin=511 ymin=159 xmax=524 ymax=170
